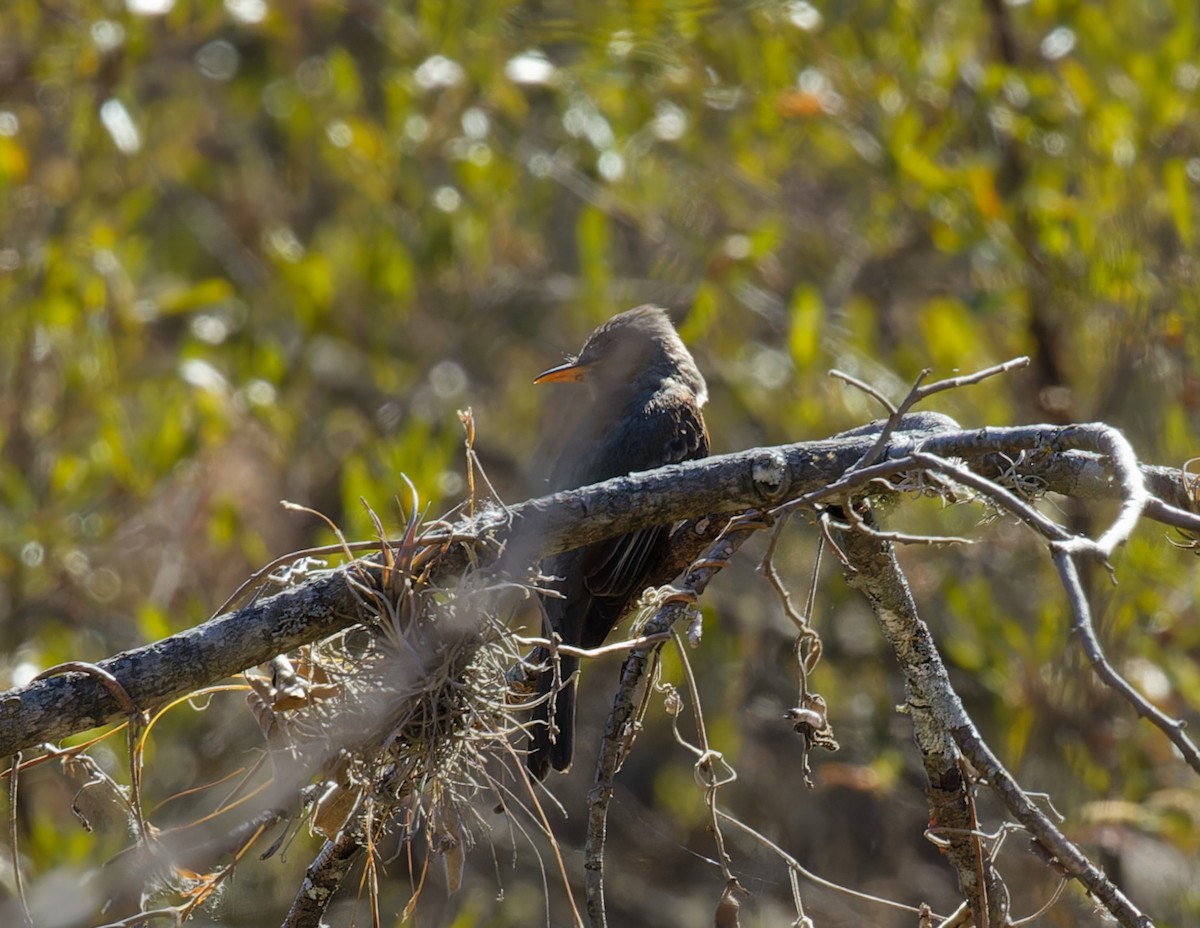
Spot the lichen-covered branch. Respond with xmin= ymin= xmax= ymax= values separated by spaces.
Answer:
xmin=3 ymin=422 xmax=1196 ymax=764
xmin=834 ymin=513 xmax=1152 ymax=928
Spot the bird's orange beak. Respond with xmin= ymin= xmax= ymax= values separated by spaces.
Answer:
xmin=534 ymin=359 xmax=593 ymax=384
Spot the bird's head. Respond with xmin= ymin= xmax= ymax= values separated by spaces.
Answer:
xmin=534 ymin=305 xmax=707 ymax=405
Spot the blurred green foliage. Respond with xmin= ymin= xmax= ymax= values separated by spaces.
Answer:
xmin=2 ymin=0 xmax=1199 ymax=925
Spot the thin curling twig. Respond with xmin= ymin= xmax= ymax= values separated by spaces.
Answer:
xmin=32 ymin=661 xmax=152 ymax=847
xmin=669 ymin=628 xmax=735 ymax=880
xmin=714 ymin=809 xmax=932 ymax=921
xmin=583 ymin=514 xmax=763 ymax=928
xmin=840 ymin=491 xmax=974 ymax=546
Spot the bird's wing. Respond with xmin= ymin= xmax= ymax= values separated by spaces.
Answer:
xmin=577 ymin=526 xmax=666 ymax=649
xmin=583 ymin=525 xmax=667 ymax=599
xmin=575 ymin=397 xmax=709 ymax=647
xmin=660 ymin=391 xmax=710 ymax=467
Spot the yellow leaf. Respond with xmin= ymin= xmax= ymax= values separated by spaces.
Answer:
xmin=968 ymin=165 xmax=1003 ymax=221
xmin=1164 ymin=159 xmax=1193 ymax=248
xmin=789 ymin=285 xmax=823 ymax=368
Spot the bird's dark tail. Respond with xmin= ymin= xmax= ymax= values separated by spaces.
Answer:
xmin=527 ymin=653 xmax=578 ymax=780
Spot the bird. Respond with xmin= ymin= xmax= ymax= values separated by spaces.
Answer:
xmin=527 ymin=305 xmax=709 ymax=779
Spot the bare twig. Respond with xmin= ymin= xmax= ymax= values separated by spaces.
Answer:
xmin=907 ymin=450 xmax=1200 ymax=770
xmin=714 ymin=809 xmax=934 ymax=921
xmin=829 ymin=368 xmax=898 ymax=413
xmin=584 ymin=515 xmax=763 ymax=927
xmin=1052 ymin=550 xmax=1200 ymax=773
xmin=282 ymin=830 xmax=362 ymax=928
xmin=839 ymin=357 xmax=1030 ymax=473
xmin=511 ymin=631 xmax=673 ymax=660
xmin=1009 ymin=878 xmax=1068 ymax=926
xmin=669 ymin=629 xmax=735 ymax=879
xmin=7 ymin=753 xmax=32 ymax=928
xmin=836 ymin=515 xmax=1009 ymax=925
xmin=839 ymin=491 xmax=974 ymax=546
xmin=1145 ymin=495 xmax=1200 ymax=535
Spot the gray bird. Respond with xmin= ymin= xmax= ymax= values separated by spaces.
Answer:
xmin=528 ymin=306 xmax=709 ymax=779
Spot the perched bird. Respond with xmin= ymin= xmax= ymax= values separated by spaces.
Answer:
xmin=528 ymin=306 xmax=709 ymax=779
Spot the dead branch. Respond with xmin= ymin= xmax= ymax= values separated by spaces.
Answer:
xmin=3 ymin=420 xmax=1197 ymax=760
xmin=584 ymin=514 xmax=762 ymax=928
xmin=3 ymin=413 xmax=1198 ymax=928
xmin=833 ymin=510 xmax=1153 ymax=928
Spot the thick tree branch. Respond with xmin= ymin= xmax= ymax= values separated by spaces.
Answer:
xmin=282 ymin=830 xmax=362 ymax=928
xmin=834 ymin=513 xmax=1152 ymax=928
xmin=2 ymin=422 xmax=1196 ymax=759
xmin=836 ymin=514 xmax=1011 ymax=926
